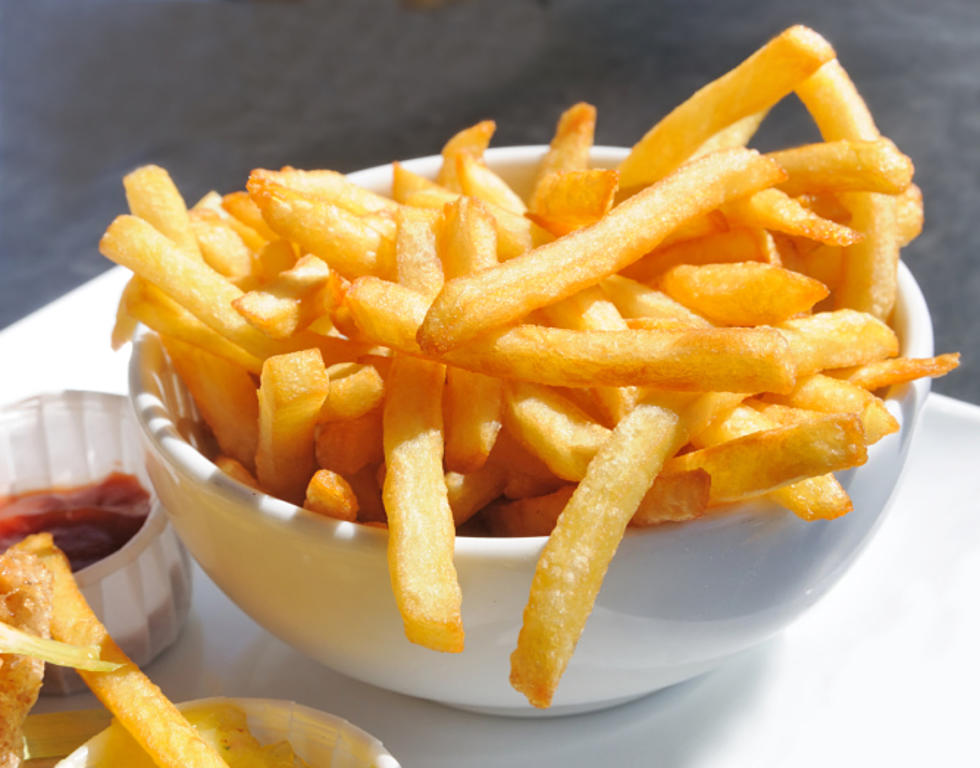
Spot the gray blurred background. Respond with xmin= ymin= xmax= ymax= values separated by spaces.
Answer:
xmin=1 ymin=0 xmax=977 ymax=401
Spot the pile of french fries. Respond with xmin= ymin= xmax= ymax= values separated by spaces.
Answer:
xmin=102 ymin=25 xmax=959 ymax=708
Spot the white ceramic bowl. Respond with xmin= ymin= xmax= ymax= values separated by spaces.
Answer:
xmin=0 ymin=390 xmax=192 ymax=695
xmin=129 ymin=147 xmax=933 ymax=715
xmin=56 ymin=696 xmax=400 ymax=767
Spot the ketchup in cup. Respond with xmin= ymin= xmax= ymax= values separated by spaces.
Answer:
xmin=0 ymin=472 xmax=150 ymax=571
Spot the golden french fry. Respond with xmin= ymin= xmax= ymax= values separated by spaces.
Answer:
xmin=532 ymin=102 xmax=596 ymax=190
xmin=162 ymin=336 xmax=259 ymax=471
xmin=510 ymin=404 xmax=683 ymax=708
xmin=15 ymin=534 xmax=228 ymax=768
xmin=763 ymin=373 xmax=899 ymax=443
xmin=667 ymin=413 xmax=867 ymax=503
xmin=599 ymin=274 xmax=712 ymax=326
xmin=504 ymin=380 xmax=611 ymax=482
xmin=123 ymin=165 xmax=202 ymax=259
xmin=830 ymin=353 xmax=960 ymax=391
xmin=248 ymin=175 xmax=395 ymax=280
xmin=457 ymin=152 xmax=527 ymax=214
xmin=618 ymin=25 xmax=835 ymax=187
xmin=659 ymin=261 xmax=829 ymax=326
xmin=221 ymin=190 xmax=278 ymax=242
xmin=770 ymin=138 xmax=913 ymax=196
xmin=690 ymin=109 xmax=769 ymax=158
xmin=444 ymin=367 xmax=504 ymax=474
xmin=896 ymin=183 xmax=924 ymax=247
xmin=251 ymin=238 xmax=297 ymax=283
xmin=437 ymin=120 xmax=496 ymax=192
xmin=418 ymin=148 xmax=786 ymax=353
xmin=315 ymin=406 xmax=384 ymax=476
xmin=253 ymin=167 xmax=400 ymax=216
xmin=193 ymin=190 xmax=268 ymax=251
xmin=111 ymin=277 xmax=140 ymax=350
xmin=256 ymin=349 xmax=330 ymax=504
xmin=120 ymin=276 xmax=263 ymax=374
xmin=778 ymin=308 xmax=898 ymax=374
xmin=304 ymin=469 xmax=359 ymax=522
xmin=101 ymin=215 xmax=367 ymax=365
xmin=318 ymin=362 xmax=385 ymax=422
xmin=345 ymin=276 xmax=796 ymax=392
xmin=487 ymin=427 xmax=565 ymax=500
xmin=440 ymin=196 xmax=499 ymax=279
xmin=630 ymin=468 xmax=711 ymax=526
xmin=445 ymin=463 xmax=508 ymax=527
xmin=395 ymin=208 xmax=444 ymax=297
xmin=232 ymin=254 xmax=335 ymax=339
xmin=722 ymin=188 xmax=863 ymax=246
xmin=188 ymin=209 xmax=254 ymax=280
xmin=526 ymin=169 xmax=620 ymax=236
xmin=797 ymin=59 xmax=899 ymax=319
xmin=484 ymin=486 xmax=576 ymax=537
xmin=214 ymin=455 xmax=261 ymax=490
xmin=382 ymin=355 xmax=462 ymax=652
xmin=622 ymin=227 xmax=780 ymax=284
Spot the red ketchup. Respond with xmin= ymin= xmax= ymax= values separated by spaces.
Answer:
xmin=0 ymin=472 xmax=150 ymax=571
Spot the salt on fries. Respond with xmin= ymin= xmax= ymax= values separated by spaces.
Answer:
xmin=102 ymin=25 xmax=959 ymax=708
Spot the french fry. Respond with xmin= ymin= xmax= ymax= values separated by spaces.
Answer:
xmin=457 ymin=152 xmax=528 ymax=214
xmin=770 ymin=138 xmax=913 ymax=197
xmin=315 ymin=406 xmax=384 ymax=476
xmin=618 ymin=25 xmax=835 ymax=188
xmin=193 ymin=190 xmax=268 ymax=252
xmin=162 ymin=335 xmax=259 ymax=471
xmin=599 ymin=274 xmax=711 ymax=327
xmin=797 ymin=59 xmax=899 ymax=319
xmin=188 ymin=209 xmax=254 ymax=280
xmin=437 ymin=120 xmax=496 ymax=192
xmin=253 ymin=167 xmax=400 ymax=216
xmin=488 ymin=427 xmax=565 ymax=500
xmin=232 ymin=254 xmax=335 ymax=339
xmin=15 ymin=534 xmax=229 ymax=768
xmin=722 ymin=188 xmax=863 ymax=246
xmin=318 ymin=362 xmax=385 ymax=422
xmin=484 ymin=486 xmax=576 ymax=537
xmin=418 ymin=148 xmax=786 ymax=353
xmin=440 ymin=196 xmax=499 ymax=279
xmin=395 ymin=208 xmax=444 ymax=297
xmin=829 ymin=353 xmax=960 ymax=391
xmin=445 ymin=462 xmax=508 ymax=526
xmin=630 ymin=468 xmax=711 ymax=526
xmin=510 ymin=403 xmax=683 ymax=708
xmin=621 ymin=227 xmax=780 ymax=284
xmin=504 ymin=380 xmax=611 ymax=482
xmin=896 ymin=183 xmax=924 ymax=247
xmin=526 ymin=169 xmax=620 ymax=237
xmin=444 ymin=367 xmax=504 ymax=473
xmin=778 ymin=309 xmax=898 ymax=374
xmin=251 ymin=238 xmax=298 ymax=284
xmin=382 ymin=355 xmax=462 ymax=652
xmin=255 ymin=349 xmax=330 ymax=505
xmin=111 ymin=277 xmax=140 ymax=350
xmin=658 ymin=261 xmax=829 ymax=326
xmin=123 ymin=165 xmax=202 ymax=259
xmin=304 ymin=469 xmax=359 ymax=522
xmin=532 ymin=102 xmax=596 ymax=195
xmin=214 ymin=455 xmax=261 ymax=490
xmin=248 ymin=175 xmax=395 ymax=280
xmin=667 ymin=413 xmax=867 ymax=503
xmin=690 ymin=109 xmax=769 ymax=158
xmin=221 ymin=190 xmax=279 ymax=242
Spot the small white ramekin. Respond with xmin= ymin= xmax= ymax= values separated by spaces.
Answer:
xmin=55 ymin=696 xmax=401 ymax=767
xmin=0 ymin=390 xmax=192 ymax=695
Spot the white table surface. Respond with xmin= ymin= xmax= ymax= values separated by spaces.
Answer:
xmin=8 ymin=267 xmax=980 ymax=767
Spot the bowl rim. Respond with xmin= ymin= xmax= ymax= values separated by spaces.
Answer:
xmin=128 ymin=145 xmax=935 ymax=561
xmin=0 ymin=389 xmax=169 ymax=586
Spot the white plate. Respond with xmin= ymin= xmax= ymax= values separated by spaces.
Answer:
xmin=9 ymin=270 xmax=980 ymax=766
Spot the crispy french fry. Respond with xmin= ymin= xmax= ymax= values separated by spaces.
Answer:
xmin=123 ymin=165 xmax=202 ymax=259
xmin=14 ymin=534 xmax=229 ymax=768
xmin=418 ymin=148 xmax=785 ymax=353
xmin=215 ymin=455 xmax=261 ymax=490
xmin=526 ymin=169 xmax=620 ymax=237
xmin=251 ymin=238 xmax=298 ymax=283
xmin=829 ymin=353 xmax=960 ymax=391
xmin=188 ymin=209 xmax=254 ymax=280
xmin=896 ymin=183 xmax=924 ymax=247
xmin=445 ymin=462 xmax=508 ymax=527
xmin=722 ymin=188 xmax=863 ymax=246
xmin=659 ymin=261 xmax=829 ymax=326
xmin=304 ymin=469 xmax=359 ymax=522
xmin=532 ymin=102 xmax=596 ymax=195
xmin=162 ymin=336 xmax=259 ymax=471
xmin=221 ymin=190 xmax=278 ymax=242
xmin=248 ymin=176 xmax=395 ymax=280
xmin=618 ymin=25 xmax=835 ymax=187
xmin=395 ymin=208 xmax=444 ymax=297
xmin=504 ymin=380 xmax=611 ymax=482
xmin=690 ymin=109 xmax=769 ymax=158
xmin=797 ymin=59 xmax=899 ymax=319
xmin=599 ymin=274 xmax=712 ymax=327
xmin=510 ymin=403 xmax=683 ymax=708
xmin=444 ymin=367 xmax=504 ymax=473
xmin=770 ymin=138 xmax=913 ymax=196
xmin=440 ymin=195 xmax=499 ymax=279
xmin=437 ymin=120 xmax=496 ymax=192
xmin=193 ymin=190 xmax=268 ymax=252
xmin=256 ymin=349 xmax=330 ymax=504
xmin=253 ymin=167 xmax=400 ymax=216
xmin=382 ymin=355 xmax=462 ymax=652
xmin=111 ymin=277 xmax=140 ymax=350
xmin=318 ymin=362 xmax=385 ymax=422
xmin=315 ymin=406 xmax=384 ymax=476
xmin=488 ymin=427 xmax=565 ymax=500
xmin=484 ymin=486 xmax=576 ymax=537
xmin=457 ymin=152 xmax=527 ymax=214
xmin=630 ymin=468 xmax=711 ymax=526
xmin=232 ymin=254 xmax=335 ymax=339
xmin=667 ymin=413 xmax=867 ymax=503
xmin=778 ymin=309 xmax=898 ymax=374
